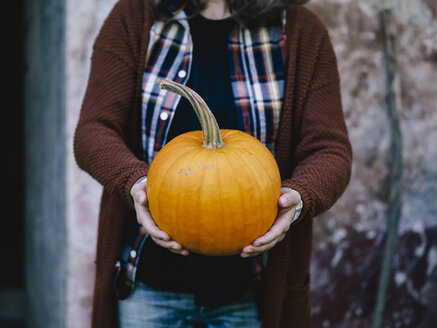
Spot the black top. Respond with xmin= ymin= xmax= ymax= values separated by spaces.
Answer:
xmin=136 ymin=14 xmax=255 ymax=307
xmin=166 ymin=14 xmax=239 ymax=139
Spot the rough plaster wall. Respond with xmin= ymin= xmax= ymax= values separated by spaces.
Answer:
xmin=66 ymin=0 xmax=117 ymax=327
xmin=306 ymin=0 xmax=437 ymax=326
xmin=64 ymin=0 xmax=437 ymax=327
xmin=307 ymin=0 xmax=437 ymax=243
xmin=24 ymin=0 xmax=66 ymax=327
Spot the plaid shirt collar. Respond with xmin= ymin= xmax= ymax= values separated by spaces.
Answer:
xmin=114 ymin=9 xmax=288 ymax=300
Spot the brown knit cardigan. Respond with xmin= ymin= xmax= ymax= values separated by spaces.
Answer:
xmin=74 ymin=0 xmax=352 ymax=327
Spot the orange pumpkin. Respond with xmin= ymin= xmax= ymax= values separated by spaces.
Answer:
xmin=146 ymin=79 xmax=281 ymax=256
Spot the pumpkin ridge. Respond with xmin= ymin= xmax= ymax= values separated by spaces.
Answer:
xmin=236 ymin=146 xmax=268 ymax=240
xmin=162 ymin=131 xmax=203 ymax=150
xmin=177 ymin=147 xmax=206 ymax=251
xmin=220 ymin=147 xmax=248 ymax=250
xmin=246 ymin=139 xmax=277 ymax=184
xmin=193 ymin=149 xmax=207 ymax=251
xmin=195 ymin=149 xmax=222 ymax=254
xmin=231 ymin=144 xmax=277 ymax=237
xmin=167 ymin=148 xmax=199 ymax=243
xmin=148 ymin=145 xmax=198 ymax=232
xmin=215 ymin=151 xmax=228 ymax=252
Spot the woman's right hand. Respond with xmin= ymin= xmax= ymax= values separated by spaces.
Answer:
xmin=130 ymin=177 xmax=189 ymax=256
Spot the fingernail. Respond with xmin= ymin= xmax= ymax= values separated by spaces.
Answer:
xmin=280 ymin=196 xmax=287 ymax=206
xmin=181 ymin=250 xmax=189 ymax=256
xmin=171 ymin=245 xmax=181 ymax=250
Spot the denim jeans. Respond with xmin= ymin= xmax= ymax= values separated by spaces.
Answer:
xmin=118 ymin=281 xmax=261 ymax=328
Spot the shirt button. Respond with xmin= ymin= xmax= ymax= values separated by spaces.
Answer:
xmin=130 ymin=250 xmax=137 ymax=258
xmin=160 ymin=112 xmax=169 ymax=120
xmin=178 ymin=70 xmax=187 ymax=78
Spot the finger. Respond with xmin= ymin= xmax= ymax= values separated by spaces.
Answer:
xmin=279 ymin=188 xmax=301 ymax=208
xmin=151 ymin=237 xmax=189 ymax=256
xmin=132 ymin=187 xmax=147 ymax=206
xmin=136 ymin=204 xmax=170 ymax=241
xmin=169 ymin=248 xmax=190 ymax=256
xmin=241 ymin=236 xmax=284 ymax=258
xmin=131 ymin=179 xmax=148 ymax=205
xmin=151 ymin=236 xmax=182 ymax=250
xmin=252 ymin=213 xmax=292 ymax=247
xmin=277 ymin=205 xmax=296 ymax=220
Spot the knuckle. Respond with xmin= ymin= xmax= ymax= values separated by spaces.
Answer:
xmin=150 ymin=229 xmax=162 ymax=240
xmin=275 ymin=227 xmax=285 ymax=237
xmin=271 ymin=226 xmax=282 ymax=236
xmin=139 ymin=216 xmax=149 ymax=227
xmin=283 ymin=225 xmax=290 ymax=234
xmin=152 ymin=238 xmax=169 ymax=248
xmin=147 ymin=226 xmax=160 ymax=237
xmin=131 ymin=185 xmax=139 ymax=196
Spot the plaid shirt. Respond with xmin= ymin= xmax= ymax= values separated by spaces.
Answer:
xmin=113 ymin=6 xmax=304 ymax=300
xmin=141 ymin=8 xmax=287 ymax=163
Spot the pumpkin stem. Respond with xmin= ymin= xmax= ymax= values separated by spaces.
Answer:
xmin=157 ymin=79 xmax=225 ymax=149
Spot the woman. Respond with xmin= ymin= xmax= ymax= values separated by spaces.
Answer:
xmin=74 ymin=0 xmax=352 ymax=327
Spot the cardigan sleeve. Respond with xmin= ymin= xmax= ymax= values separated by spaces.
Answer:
xmin=282 ymin=29 xmax=353 ymax=222
xmin=73 ymin=4 xmax=149 ymax=208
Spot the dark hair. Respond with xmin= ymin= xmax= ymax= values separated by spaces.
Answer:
xmin=145 ymin=0 xmax=309 ymax=28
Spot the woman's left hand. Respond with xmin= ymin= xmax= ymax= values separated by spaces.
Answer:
xmin=240 ymin=187 xmax=301 ymax=258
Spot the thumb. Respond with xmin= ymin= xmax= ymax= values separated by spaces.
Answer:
xmin=131 ymin=176 xmax=148 ymax=205
xmin=136 ymin=190 xmax=147 ymax=205
xmin=279 ymin=188 xmax=301 ymax=208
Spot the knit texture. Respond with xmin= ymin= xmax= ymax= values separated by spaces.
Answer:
xmin=73 ymin=1 xmax=352 ymax=327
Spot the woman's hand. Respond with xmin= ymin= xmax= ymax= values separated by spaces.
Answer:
xmin=130 ymin=177 xmax=189 ymax=256
xmin=240 ymin=187 xmax=302 ymax=258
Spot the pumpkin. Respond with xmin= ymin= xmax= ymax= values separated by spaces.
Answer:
xmin=146 ymin=79 xmax=281 ymax=256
